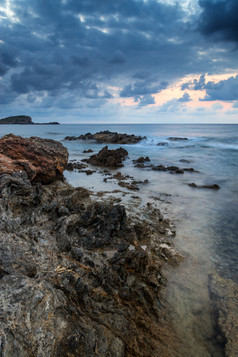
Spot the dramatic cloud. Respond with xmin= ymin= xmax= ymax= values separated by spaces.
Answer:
xmin=199 ymin=0 xmax=238 ymax=43
xmin=182 ymin=74 xmax=238 ymax=101
xmin=181 ymin=74 xmax=206 ymax=91
xmin=202 ymin=75 xmax=238 ymax=101
xmin=120 ymin=79 xmax=168 ymax=99
xmin=0 ymin=0 xmax=237 ymax=121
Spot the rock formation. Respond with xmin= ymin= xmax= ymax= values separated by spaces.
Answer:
xmin=64 ymin=130 xmax=146 ymax=144
xmin=188 ymin=183 xmax=220 ymax=190
xmin=0 ymin=115 xmax=33 ymax=124
xmin=86 ymin=146 xmax=128 ymax=168
xmin=0 ymin=136 xmax=181 ymax=356
xmin=0 ymin=115 xmax=60 ymax=125
xmin=0 ymin=134 xmax=68 ymax=183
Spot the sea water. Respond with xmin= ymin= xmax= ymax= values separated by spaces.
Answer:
xmin=1 ymin=123 xmax=237 ymax=355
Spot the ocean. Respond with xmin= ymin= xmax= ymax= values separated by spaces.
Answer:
xmin=1 ymin=123 xmax=237 ymax=355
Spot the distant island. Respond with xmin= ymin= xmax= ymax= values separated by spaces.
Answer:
xmin=0 ymin=115 xmax=60 ymax=125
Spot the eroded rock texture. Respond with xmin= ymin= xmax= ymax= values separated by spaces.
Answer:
xmin=0 ymin=134 xmax=68 ymax=183
xmin=86 ymin=146 xmax=128 ymax=168
xmin=209 ymin=274 xmax=238 ymax=357
xmin=0 ymin=171 xmax=179 ymax=357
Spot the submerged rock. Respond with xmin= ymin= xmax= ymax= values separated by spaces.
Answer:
xmin=64 ymin=130 xmax=146 ymax=144
xmin=83 ymin=149 xmax=94 ymax=153
xmin=188 ymin=183 xmax=220 ymax=190
xmin=209 ymin=273 xmax=238 ymax=357
xmin=167 ymin=137 xmax=188 ymax=141
xmin=0 ymin=134 xmax=68 ymax=183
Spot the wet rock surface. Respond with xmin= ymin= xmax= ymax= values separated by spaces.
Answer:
xmin=64 ymin=130 xmax=145 ymax=144
xmin=0 ymin=169 xmax=181 ymax=357
xmin=133 ymin=160 xmax=199 ymax=175
xmin=209 ymin=273 xmax=238 ymax=357
xmin=0 ymin=134 xmax=68 ymax=183
xmin=85 ymin=146 xmax=128 ymax=168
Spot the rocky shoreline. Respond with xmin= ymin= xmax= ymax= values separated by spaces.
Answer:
xmin=0 ymin=134 xmax=236 ymax=357
xmin=0 ymin=134 xmax=182 ymax=357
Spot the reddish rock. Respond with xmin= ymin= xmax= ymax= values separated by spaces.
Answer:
xmin=0 ymin=134 xmax=68 ymax=183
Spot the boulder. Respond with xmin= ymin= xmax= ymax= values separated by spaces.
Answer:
xmin=86 ymin=146 xmax=128 ymax=168
xmin=0 ymin=134 xmax=68 ymax=183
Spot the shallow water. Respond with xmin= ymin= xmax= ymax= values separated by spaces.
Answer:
xmin=1 ymin=123 xmax=237 ymax=355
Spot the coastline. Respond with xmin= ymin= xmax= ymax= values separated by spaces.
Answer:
xmin=0 ymin=173 xmax=181 ymax=357
xmin=0 ymin=130 xmax=237 ymax=356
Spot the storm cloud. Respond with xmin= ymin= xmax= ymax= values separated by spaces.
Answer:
xmin=199 ymin=0 xmax=238 ymax=43
xmin=0 ymin=0 xmax=237 ymax=120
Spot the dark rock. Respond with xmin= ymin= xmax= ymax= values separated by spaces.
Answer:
xmin=84 ymin=170 xmax=95 ymax=175
xmin=167 ymin=137 xmax=188 ymax=141
xmin=188 ymin=183 xmax=220 ymax=190
xmin=157 ymin=142 xmax=168 ymax=146
xmin=56 ymin=234 xmax=72 ymax=252
xmin=118 ymin=242 xmax=130 ymax=252
xmin=64 ymin=130 xmax=146 ymax=144
xmin=152 ymin=164 xmax=167 ymax=172
xmin=86 ymin=146 xmax=128 ymax=168
xmin=72 ymin=248 xmax=84 ymax=261
xmin=118 ymin=181 xmax=139 ymax=191
xmin=180 ymin=159 xmax=191 ymax=163
xmin=182 ymin=168 xmax=199 ymax=173
xmin=0 ymin=146 xmax=181 ymax=356
xmin=133 ymin=156 xmax=151 ymax=163
xmin=0 ymin=115 xmax=33 ymax=124
xmin=66 ymin=162 xmax=88 ymax=171
xmin=83 ymin=149 xmax=93 ymax=153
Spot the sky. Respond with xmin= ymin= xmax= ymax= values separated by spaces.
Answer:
xmin=0 ymin=0 xmax=238 ymax=123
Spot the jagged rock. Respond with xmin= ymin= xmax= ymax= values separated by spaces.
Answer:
xmin=64 ymin=130 xmax=146 ymax=144
xmin=0 ymin=134 xmax=68 ymax=183
xmin=0 ymin=170 xmax=180 ymax=357
xmin=83 ymin=149 xmax=94 ymax=153
xmin=86 ymin=146 xmax=128 ymax=168
xmin=133 ymin=156 xmax=151 ymax=163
